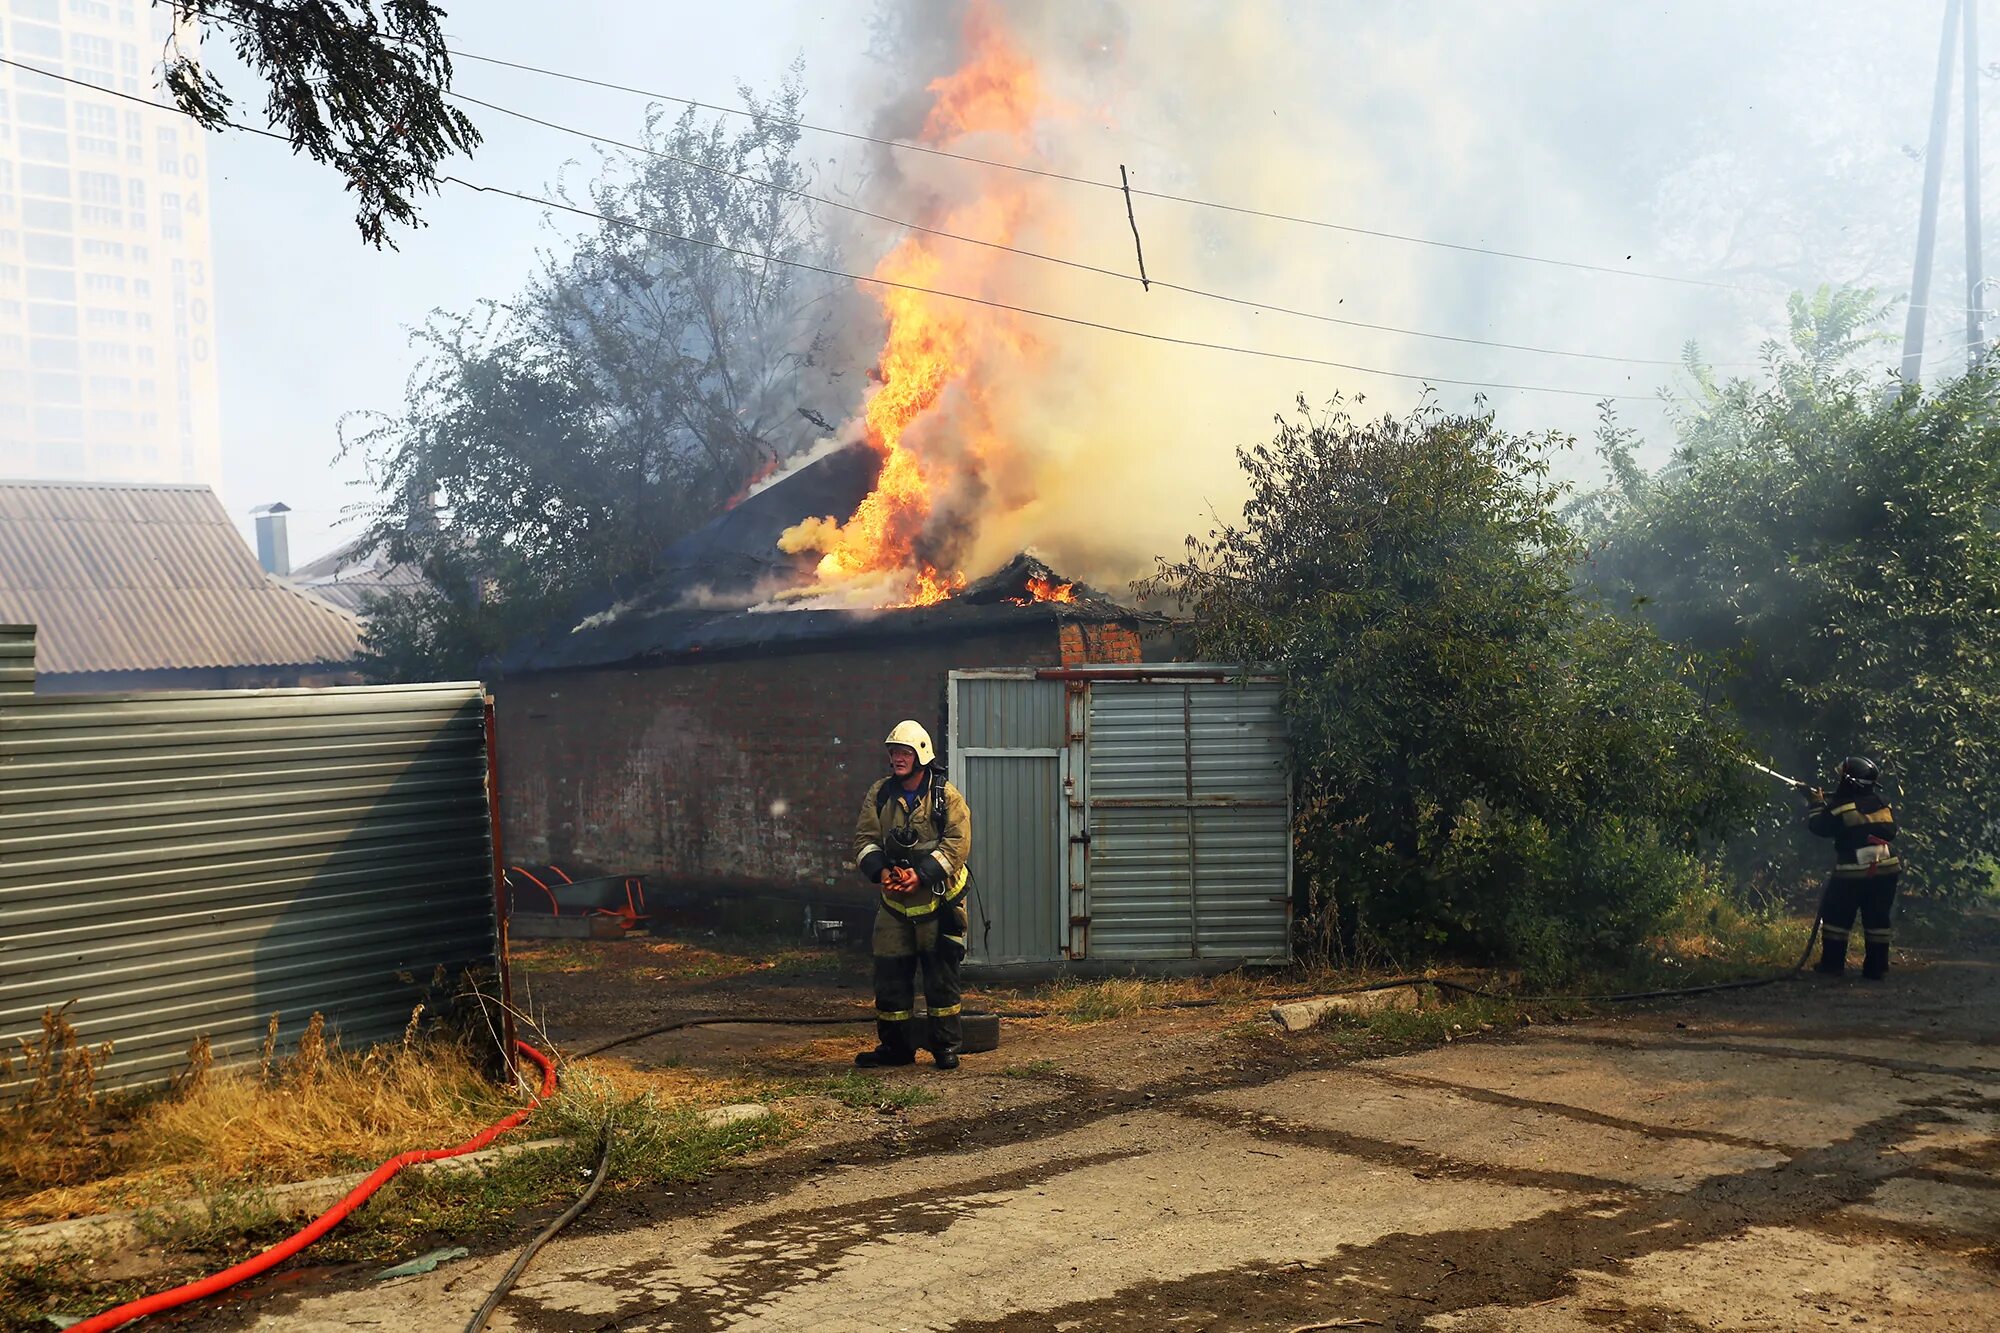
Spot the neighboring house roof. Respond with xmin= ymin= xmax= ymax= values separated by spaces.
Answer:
xmin=0 ymin=479 xmax=363 ymax=675
xmin=289 ymin=533 xmax=434 ymax=617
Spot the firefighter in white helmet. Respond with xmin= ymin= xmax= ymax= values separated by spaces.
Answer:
xmin=851 ymin=720 xmax=974 ymax=1068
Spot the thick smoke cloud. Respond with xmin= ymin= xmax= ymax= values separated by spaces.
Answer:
xmin=804 ymin=0 xmax=1977 ymax=592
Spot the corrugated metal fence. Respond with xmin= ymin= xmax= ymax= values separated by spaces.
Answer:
xmin=0 ymin=627 xmax=500 ymax=1094
xmin=950 ymin=665 xmax=1292 ymax=967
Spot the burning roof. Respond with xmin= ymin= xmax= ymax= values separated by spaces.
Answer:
xmin=500 ymin=451 xmax=1149 ymax=675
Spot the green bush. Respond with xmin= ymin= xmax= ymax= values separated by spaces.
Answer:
xmin=1141 ymin=397 xmax=1754 ymax=979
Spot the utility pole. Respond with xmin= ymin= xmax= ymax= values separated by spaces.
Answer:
xmin=1965 ymin=0 xmax=1985 ymax=367
xmin=1901 ymin=0 xmax=1963 ymax=389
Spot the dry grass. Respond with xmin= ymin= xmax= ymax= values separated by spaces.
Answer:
xmin=564 ymin=1054 xmax=768 ymax=1110
xmin=0 ymin=1003 xmax=119 ymax=1200
xmin=1024 ymin=970 xmax=1304 ymax=1025
xmin=1 ymin=1015 xmax=515 ymax=1226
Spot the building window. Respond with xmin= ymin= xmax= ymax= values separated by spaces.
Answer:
xmin=79 ymin=204 xmax=121 ymax=226
xmin=22 ymin=200 xmax=71 ymax=229
xmin=69 ymin=0 xmax=115 ymax=18
xmin=132 ymin=277 xmax=148 ymax=297
xmin=19 ymin=165 xmax=69 ymax=197
xmin=84 ymin=308 xmax=126 ymax=328
xmin=81 ymin=238 xmax=122 ymax=259
xmin=11 ymin=24 xmax=63 ymax=60
xmin=16 ymin=95 xmax=66 ymax=129
xmin=78 ymin=171 xmax=117 ymax=203
xmin=26 ymin=267 xmax=74 ymax=299
xmin=18 ymin=130 xmax=69 ymax=164
xmin=159 ymin=192 xmax=180 ymax=240
xmin=69 ymin=34 xmax=113 ymax=70
xmin=75 ymin=103 xmax=117 ymax=155
xmin=83 ymin=272 xmax=124 ymax=295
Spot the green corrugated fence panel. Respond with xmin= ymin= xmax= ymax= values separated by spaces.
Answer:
xmin=0 ymin=658 xmax=498 ymax=1095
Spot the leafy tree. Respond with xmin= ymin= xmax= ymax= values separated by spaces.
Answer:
xmin=1140 ymin=398 xmax=1755 ymax=981
xmin=160 ymin=0 xmax=478 ymax=247
xmin=1586 ymin=291 xmax=2000 ymax=896
xmin=344 ymin=71 xmax=854 ymax=678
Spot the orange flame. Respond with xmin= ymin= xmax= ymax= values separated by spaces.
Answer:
xmin=778 ymin=1 xmax=1042 ymax=607
xmin=1026 ymin=575 xmax=1076 ymax=603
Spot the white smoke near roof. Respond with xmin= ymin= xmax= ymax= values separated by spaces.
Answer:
xmin=795 ymin=0 xmax=1963 ymax=594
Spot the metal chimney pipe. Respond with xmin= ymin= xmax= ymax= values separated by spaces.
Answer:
xmin=250 ymin=502 xmax=292 ymax=576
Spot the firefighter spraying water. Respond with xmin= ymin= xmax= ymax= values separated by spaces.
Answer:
xmin=1740 ymin=752 xmax=1905 ymax=982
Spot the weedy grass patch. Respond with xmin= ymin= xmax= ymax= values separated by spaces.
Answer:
xmin=775 ymin=1070 xmax=939 ymax=1113
xmin=2 ymin=1012 xmax=515 ymax=1227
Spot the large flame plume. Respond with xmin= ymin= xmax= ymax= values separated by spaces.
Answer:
xmin=778 ymin=3 xmax=1044 ymax=607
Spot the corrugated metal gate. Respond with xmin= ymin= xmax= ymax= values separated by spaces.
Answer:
xmin=0 ymin=626 xmax=500 ymax=1094
xmin=949 ymin=665 xmax=1291 ymax=966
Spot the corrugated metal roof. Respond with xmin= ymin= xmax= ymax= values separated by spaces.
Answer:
xmin=0 ymin=480 xmax=362 ymax=674
xmin=288 ymin=534 xmax=434 ymax=617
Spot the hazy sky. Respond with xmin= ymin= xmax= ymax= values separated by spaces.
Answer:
xmin=203 ymin=1 xmax=1995 ymax=567
xmin=209 ymin=0 xmax=873 ymax=563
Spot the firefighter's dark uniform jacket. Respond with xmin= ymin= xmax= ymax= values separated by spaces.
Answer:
xmin=1807 ymin=790 xmax=1901 ymax=879
xmin=1807 ymin=786 xmax=1901 ymax=977
xmin=853 ymin=772 xmax=972 ymax=1054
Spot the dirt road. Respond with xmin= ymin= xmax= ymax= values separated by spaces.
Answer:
xmin=228 ymin=956 xmax=1999 ymax=1331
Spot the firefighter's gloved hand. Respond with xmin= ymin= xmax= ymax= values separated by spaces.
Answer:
xmin=891 ymin=867 xmax=921 ymax=893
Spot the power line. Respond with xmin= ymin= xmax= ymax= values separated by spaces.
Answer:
xmin=0 ymin=52 xmax=1660 ymax=399
xmin=451 ymin=89 xmax=1727 ymax=369
xmin=451 ymin=47 xmax=1771 ymax=295
xmin=441 ymin=176 xmax=1658 ymax=401
xmin=0 ymin=54 xmax=292 ymax=141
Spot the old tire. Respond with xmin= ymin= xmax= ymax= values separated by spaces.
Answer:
xmin=961 ymin=1010 xmax=1001 ymax=1054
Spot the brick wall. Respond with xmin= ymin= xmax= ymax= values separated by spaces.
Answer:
xmin=493 ymin=625 xmax=1068 ymax=899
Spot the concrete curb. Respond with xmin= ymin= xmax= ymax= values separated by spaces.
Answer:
xmin=1270 ymin=985 xmax=1422 ymax=1032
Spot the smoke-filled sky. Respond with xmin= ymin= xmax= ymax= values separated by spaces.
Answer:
xmin=210 ymin=0 xmax=1994 ymax=577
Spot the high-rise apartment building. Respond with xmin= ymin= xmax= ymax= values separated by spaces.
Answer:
xmin=0 ymin=0 xmax=220 ymax=486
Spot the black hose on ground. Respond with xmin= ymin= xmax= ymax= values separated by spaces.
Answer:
xmin=574 ymin=891 xmax=1830 ymax=1060
xmin=463 ymin=1122 xmax=615 ymax=1333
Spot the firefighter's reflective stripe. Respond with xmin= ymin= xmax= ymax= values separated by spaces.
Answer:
xmin=1835 ymin=805 xmax=1895 ymax=827
xmin=1821 ymin=923 xmax=1851 ymax=940
xmin=930 ymin=1003 xmax=962 ymax=1017
xmin=927 ymin=848 xmax=956 ymax=878
xmin=943 ymin=935 xmax=966 ymax=948
xmin=1863 ymin=927 xmax=1893 ymax=942
xmin=855 ymin=841 xmax=883 ymax=870
xmin=877 ymin=1007 xmax=914 ymax=1022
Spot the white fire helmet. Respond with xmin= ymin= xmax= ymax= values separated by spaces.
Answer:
xmin=884 ymin=720 xmax=936 ymax=767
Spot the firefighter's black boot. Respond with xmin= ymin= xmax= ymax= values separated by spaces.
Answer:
xmin=1862 ymin=941 xmax=1890 ymax=980
xmin=855 ymin=1045 xmax=916 ymax=1068
xmin=1814 ymin=928 xmax=1848 ymax=976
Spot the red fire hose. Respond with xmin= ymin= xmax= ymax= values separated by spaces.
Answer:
xmin=66 ymin=1041 xmax=558 ymax=1333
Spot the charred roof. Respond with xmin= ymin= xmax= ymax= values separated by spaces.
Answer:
xmin=499 ymin=449 xmax=1154 ymax=675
